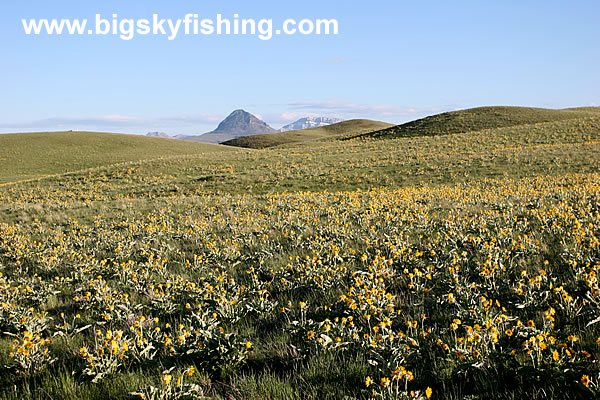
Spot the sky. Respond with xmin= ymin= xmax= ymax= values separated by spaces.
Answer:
xmin=0 ymin=0 xmax=598 ymax=135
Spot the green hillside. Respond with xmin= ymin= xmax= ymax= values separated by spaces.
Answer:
xmin=563 ymin=106 xmax=600 ymax=113
xmin=349 ymin=106 xmax=597 ymax=140
xmin=2 ymin=115 xmax=597 ymax=209
xmin=0 ymin=131 xmax=238 ymax=184
xmin=222 ymin=119 xmax=393 ymax=149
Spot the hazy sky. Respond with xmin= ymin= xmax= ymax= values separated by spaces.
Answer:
xmin=1 ymin=1 xmax=598 ymax=135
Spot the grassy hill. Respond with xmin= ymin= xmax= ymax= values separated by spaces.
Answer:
xmin=2 ymin=115 xmax=597 ymax=208
xmin=222 ymin=119 xmax=393 ymax=149
xmin=348 ymin=106 xmax=597 ymax=140
xmin=0 ymin=130 xmax=238 ymax=183
xmin=563 ymin=106 xmax=600 ymax=113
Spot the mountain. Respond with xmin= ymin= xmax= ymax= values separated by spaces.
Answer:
xmin=146 ymin=132 xmax=171 ymax=138
xmin=279 ymin=117 xmax=344 ymax=132
xmin=181 ymin=110 xmax=277 ymax=143
xmin=222 ymin=119 xmax=393 ymax=149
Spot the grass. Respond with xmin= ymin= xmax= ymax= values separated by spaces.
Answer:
xmin=0 ymin=130 xmax=239 ymax=183
xmin=2 ymin=115 xmax=596 ymax=215
xmin=222 ymin=119 xmax=393 ymax=149
xmin=0 ymin=107 xmax=599 ymax=399
xmin=562 ymin=106 xmax=600 ymax=113
xmin=349 ymin=106 xmax=598 ymax=140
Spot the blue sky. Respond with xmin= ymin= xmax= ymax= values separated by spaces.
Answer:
xmin=0 ymin=0 xmax=598 ymax=135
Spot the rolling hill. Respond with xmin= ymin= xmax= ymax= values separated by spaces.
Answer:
xmin=0 ymin=130 xmax=238 ymax=184
xmin=1 ymin=113 xmax=597 ymax=213
xmin=347 ymin=106 xmax=598 ymax=140
xmin=563 ymin=106 xmax=600 ymax=113
xmin=222 ymin=119 xmax=394 ymax=149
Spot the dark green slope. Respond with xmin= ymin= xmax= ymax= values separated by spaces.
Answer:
xmin=349 ymin=106 xmax=596 ymax=140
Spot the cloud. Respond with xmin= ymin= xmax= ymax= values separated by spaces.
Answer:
xmin=286 ymin=100 xmax=430 ymax=120
xmin=253 ymin=100 xmax=447 ymax=128
xmin=0 ymin=113 xmax=223 ymax=134
xmin=280 ymin=111 xmax=321 ymax=121
xmin=253 ymin=101 xmax=442 ymax=129
xmin=0 ymin=103 xmax=450 ymax=135
xmin=0 ymin=115 xmax=142 ymax=130
xmin=155 ymin=114 xmax=223 ymax=125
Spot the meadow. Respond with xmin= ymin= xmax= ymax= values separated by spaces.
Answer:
xmin=0 ymin=131 xmax=233 ymax=184
xmin=0 ymin=108 xmax=599 ymax=399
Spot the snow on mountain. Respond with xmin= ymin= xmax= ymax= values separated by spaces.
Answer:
xmin=279 ymin=117 xmax=345 ymax=132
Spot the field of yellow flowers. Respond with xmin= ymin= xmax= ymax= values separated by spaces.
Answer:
xmin=0 ymin=117 xmax=599 ymax=399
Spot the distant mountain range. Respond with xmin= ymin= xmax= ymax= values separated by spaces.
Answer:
xmin=147 ymin=110 xmax=344 ymax=143
xmin=279 ymin=117 xmax=344 ymax=132
xmin=145 ymin=132 xmax=171 ymax=138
